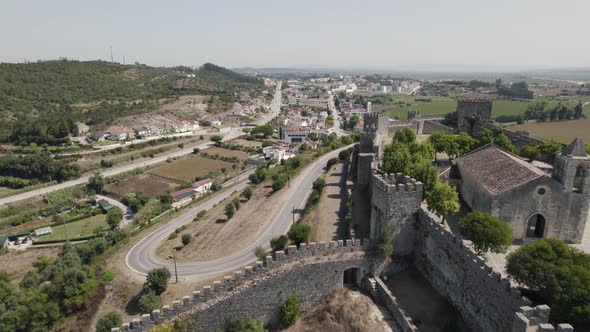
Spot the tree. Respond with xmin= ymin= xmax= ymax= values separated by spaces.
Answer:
xmin=394 ymin=127 xmax=416 ymax=144
xmin=326 ymin=158 xmax=340 ymax=168
xmin=181 ymin=233 xmax=192 ymax=246
xmin=106 ymin=208 xmax=123 ymax=230
xmin=88 ymin=173 xmax=105 ymax=193
xmin=382 ymin=141 xmax=413 ymax=174
xmin=279 ymin=295 xmax=301 ymax=326
xmin=227 ymin=316 xmax=267 ymax=332
xmin=255 ymin=246 xmax=267 ymax=263
xmin=242 ymin=186 xmax=253 ymax=200
xmin=96 ymin=310 xmax=122 ymax=332
xmin=138 ymin=290 xmax=160 ymax=314
xmin=145 ymin=268 xmax=171 ymax=295
xmin=288 ymin=223 xmax=310 ymax=246
xmin=338 ymin=149 xmax=351 ymax=161
xmin=270 ymin=235 xmax=288 ymax=251
xmin=459 ymin=211 xmax=512 ymax=255
xmin=506 ymin=239 xmax=590 ymax=327
xmin=251 ymin=125 xmax=273 ymax=138
xmin=428 ymin=131 xmax=447 ymax=161
xmin=376 ymin=231 xmax=393 ymax=257
xmin=159 ymin=194 xmax=173 ymax=206
xmin=225 ymin=203 xmax=235 ymax=220
xmin=232 ymin=197 xmax=241 ymax=210
xmin=210 ymin=135 xmax=223 ymax=143
xmin=426 ymin=181 xmax=460 ymax=224
xmin=520 ymin=144 xmax=540 ymax=161
xmin=272 ymin=174 xmax=288 ymax=192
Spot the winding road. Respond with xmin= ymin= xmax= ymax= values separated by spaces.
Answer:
xmin=125 ymin=145 xmax=351 ymax=277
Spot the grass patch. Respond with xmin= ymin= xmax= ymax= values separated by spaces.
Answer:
xmin=41 ymin=214 xmax=108 ymax=241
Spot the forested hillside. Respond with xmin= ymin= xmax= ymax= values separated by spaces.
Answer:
xmin=0 ymin=60 xmax=262 ymax=143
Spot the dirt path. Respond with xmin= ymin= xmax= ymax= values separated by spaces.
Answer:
xmin=304 ymin=162 xmax=349 ymax=242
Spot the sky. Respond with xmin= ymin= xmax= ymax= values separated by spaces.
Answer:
xmin=1 ymin=0 xmax=589 ymax=70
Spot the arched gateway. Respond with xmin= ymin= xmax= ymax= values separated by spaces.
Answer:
xmin=526 ymin=214 xmax=545 ymax=238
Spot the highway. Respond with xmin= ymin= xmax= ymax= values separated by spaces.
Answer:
xmin=125 ymin=145 xmax=350 ymax=277
xmin=0 ymin=82 xmax=282 ymax=206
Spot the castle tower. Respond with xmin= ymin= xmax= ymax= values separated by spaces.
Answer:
xmin=456 ymin=99 xmax=492 ymax=136
xmin=360 ymin=112 xmax=389 ymax=154
xmin=552 ymin=137 xmax=590 ymax=194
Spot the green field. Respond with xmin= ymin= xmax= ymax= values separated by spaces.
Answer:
xmin=383 ymin=98 xmax=589 ymax=120
xmin=42 ymin=214 xmax=108 ymax=241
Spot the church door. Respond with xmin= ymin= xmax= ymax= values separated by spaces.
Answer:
xmin=526 ymin=214 xmax=545 ymax=238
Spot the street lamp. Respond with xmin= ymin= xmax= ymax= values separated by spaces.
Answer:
xmin=173 ymin=248 xmax=179 ymax=283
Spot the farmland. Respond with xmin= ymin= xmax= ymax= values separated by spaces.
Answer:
xmin=230 ymin=138 xmax=263 ymax=148
xmin=40 ymin=214 xmax=108 ymax=242
xmin=507 ymin=118 xmax=590 ymax=143
xmin=203 ymin=146 xmax=250 ymax=161
xmin=105 ymin=173 xmax=178 ymax=198
xmin=148 ymin=155 xmax=239 ymax=183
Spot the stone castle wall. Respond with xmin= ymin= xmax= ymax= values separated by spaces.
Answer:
xmin=480 ymin=121 xmax=544 ymax=147
xmin=456 ymin=98 xmax=493 ymax=136
xmin=421 ymin=119 xmax=455 ymax=134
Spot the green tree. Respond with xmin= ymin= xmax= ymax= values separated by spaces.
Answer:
xmin=272 ymin=174 xmax=288 ymax=192
xmin=210 ymin=135 xmax=223 ymax=143
xmin=181 ymin=233 xmax=192 ymax=246
xmin=382 ymin=141 xmax=413 ymax=174
xmin=428 ymin=131 xmax=447 ymax=161
xmin=106 ymin=208 xmax=123 ymax=230
xmin=144 ymin=268 xmax=171 ymax=295
xmin=255 ymin=246 xmax=267 ymax=263
xmin=225 ymin=203 xmax=235 ymax=219
xmin=87 ymin=173 xmax=105 ymax=193
xmin=394 ymin=127 xmax=416 ymax=144
xmin=287 ymin=223 xmax=310 ymax=246
xmin=279 ymin=295 xmax=301 ymax=326
xmin=138 ymin=290 xmax=160 ymax=314
xmin=242 ymin=186 xmax=253 ymax=200
xmin=459 ymin=211 xmax=512 ymax=255
xmin=506 ymin=239 xmax=590 ymax=328
xmin=270 ymin=235 xmax=289 ymax=251
xmin=251 ymin=125 xmax=273 ymax=137
xmin=426 ymin=181 xmax=460 ymax=224
xmin=159 ymin=193 xmax=173 ymax=206
xmin=227 ymin=316 xmax=267 ymax=332
xmin=96 ymin=310 xmax=122 ymax=332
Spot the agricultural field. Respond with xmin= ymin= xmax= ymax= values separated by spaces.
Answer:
xmin=148 ymin=155 xmax=238 ymax=183
xmin=229 ymin=138 xmax=263 ymax=148
xmin=507 ymin=118 xmax=590 ymax=143
xmin=105 ymin=173 xmax=178 ymax=198
xmin=203 ymin=146 xmax=250 ymax=161
xmin=40 ymin=214 xmax=108 ymax=242
xmin=0 ymin=196 xmax=48 ymax=234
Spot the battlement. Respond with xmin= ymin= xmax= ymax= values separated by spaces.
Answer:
xmin=372 ymin=172 xmax=423 ymax=195
xmin=457 ymin=98 xmax=493 ymax=104
xmin=111 ymin=239 xmax=372 ymax=332
xmin=364 ymin=112 xmax=387 ymax=118
xmin=513 ymin=306 xmax=574 ymax=332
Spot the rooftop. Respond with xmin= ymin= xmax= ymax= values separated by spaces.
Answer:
xmin=456 ymin=144 xmax=546 ymax=196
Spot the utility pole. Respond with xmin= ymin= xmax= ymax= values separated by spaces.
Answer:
xmin=173 ymin=249 xmax=178 ymax=283
xmin=123 ymin=56 xmax=126 ymax=65
xmin=110 ymin=45 xmax=113 ymax=63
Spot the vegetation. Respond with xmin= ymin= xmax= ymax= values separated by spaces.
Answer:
xmin=270 ymin=235 xmax=289 ymax=252
xmin=272 ymin=174 xmax=289 ymax=192
xmin=121 ymin=192 xmax=149 ymax=213
xmin=506 ymin=239 xmax=590 ymax=328
xmin=497 ymin=81 xmax=533 ymax=99
xmin=106 ymin=208 xmax=123 ymax=229
xmin=242 ymin=186 xmax=253 ymax=200
xmin=138 ymin=290 xmax=160 ymax=314
xmin=279 ymin=295 xmax=301 ymax=326
xmin=96 ymin=310 xmax=122 ymax=332
xmin=251 ymin=125 xmax=273 ymax=138
xmin=0 ymin=152 xmax=80 ymax=183
xmin=225 ymin=203 xmax=235 ymax=220
xmin=459 ymin=211 xmax=512 ymax=255
xmin=288 ymin=223 xmax=310 ymax=246
xmin=255 ymin=246 xmax=267 ymax=263
xmin=181 ymin=233 xmax=192 ymax=246
xmin=226 ymin=316 xmax=267 ymax=332
xmin=524 ymin=101 xmax=585 ymax=122
xmin=144 ymin=268 xmax=171 ymax=295
xmin=426 ymin=181 xmax=460 ymax=223
xmin=376 ymin=231 xmax=394 ymax=257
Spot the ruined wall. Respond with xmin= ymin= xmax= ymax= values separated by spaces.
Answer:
xmin=456 ymin=99 xmax=493 ymax=136
xmin=371 ymin=276 xmax=418 ymax=332
xmin=413 ymin=210 xmax=526 ymax=332
xmin=421 ymin=120 xmax=455 ymax=134
xmin=370 ymin=172 xmax=423 ymax=255
xmin=479 ymin=121 xmax=544 ymax=147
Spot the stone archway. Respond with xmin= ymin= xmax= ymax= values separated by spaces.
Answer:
xmin=343 ymin=267 xmax=361 ymax=286
xmin=526 ymin=214 xmax=545 ymax=238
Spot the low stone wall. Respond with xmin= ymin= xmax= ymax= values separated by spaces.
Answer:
xmin=421 ymin=120 xmax=455 ymax=134
xmin=480 ymin=121 xmax=544 ymax=147
xmin=371 ymin=276 xmax=418 ymax=332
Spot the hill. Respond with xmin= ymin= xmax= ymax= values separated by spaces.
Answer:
xmin=0 ymin=60 xmax=262 ymax=143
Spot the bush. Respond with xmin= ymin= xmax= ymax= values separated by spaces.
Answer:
xmin=376 ymin=231 xmax=393 ymax=258
xmin=287 ymin=223 xmax=310 ymax=246
xmin=272 ymin=174 xmax=288 ymax=192
xmin=270 ymin=235 xmax=288 ymax=251
xmin=326 ymin=157 xmax=339 ymax=168
xmin=242 ymin=186 xmax=253 ymax=200
xmin=145 ymin=268 xmax=171 ymax=295
xmin=227 ymin=316 xmax=267 ymax=332
xmin=279 ymin=295 xmax=301 ymax=326
xmin=181 ymin=233 xmax=192 ymax=246
xmin=96 ymin=310 xmax=122 ymax=332
xmin=168 ymin=232 xmax=178 ymax=240
xmin=255 ymin=246 xmax=267 ymax=263
xmin=459 ymin=211 xmax=512 ymax=255
xmin=138 ymin=290 xmax=160 ymax=314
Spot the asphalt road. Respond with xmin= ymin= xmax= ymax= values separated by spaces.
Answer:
xmin=125 ymin=145 xmax=351 ymax=277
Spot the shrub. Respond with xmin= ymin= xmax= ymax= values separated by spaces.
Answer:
xmin=225 ymin=203 xmax=235 ymax=220
xmin=255 ymin=246 xmax=267 ymax=263
xmin=326 ymin=158 xmax=339 ymax=168
xmin=279 ymin=295 xmax=301 ymax=326
xmin=376 ymin=231 xmax=393 ymax=257
xmin=459 ymin=211 xmax=512 ymax=255
xmin=96 ymin=310 xmax=122 ymax=332
xmin=242 ymin=186 xmax=253 ymax=200
xmin=138 ymin=290 xmax=160 ymax=314
xmin=272 ymin=174 xmax=288 ymax=192
xmin=227 ymin=316 xmax=267 ymax=332
xmin=287 ymin=223 xmax=310 ymax=246
xmin=270 ymin=235 xmax=288 ymax=252
xmin=168 ymin=232 xmax=178 ymax=240
xmin=181 ymin=233 xmax=192 ymax=246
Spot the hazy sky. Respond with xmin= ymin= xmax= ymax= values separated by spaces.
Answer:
xmin=2 ymin=0 xmax=589 ymax=70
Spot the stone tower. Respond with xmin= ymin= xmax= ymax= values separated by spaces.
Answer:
xmin=369 ymin=172 xmax=423 ymax=256
xmin=553 ymin=137 xmax=590 ymax=194
xmin=360 ymin=112 xmax=389 ymax=155
xmin=456 ymin=99 xmax=492 ymax=136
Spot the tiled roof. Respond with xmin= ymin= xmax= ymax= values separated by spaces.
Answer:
xmin=456 ymin=144 xmax=546 ymax=196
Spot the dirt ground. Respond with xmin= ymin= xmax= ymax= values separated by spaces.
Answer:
xmin=204 ymin=146 xmax=250 ymax=161
xmin=231 ymin=138 xmax=262 ymax=148
xmin=287 ymin=287 xmax=396 ymax=332
xmin=149 ymin=155 xmax=238 ymax=183
xmin=0 ymin=247 xmax=61 ymax=285
xmin=114 ymin=95 xmax=209 ymax=127
xmin=105 ymin=173 xmax=178 ymax=198
xmin=303 ymin=163 xmax=348 ymax=242
xmin=507 ymin=118 xmax=590 ymax=143
xmin=385 ymin=267 xmax=456 ymax=332
xmin=155 ymin=183 xmax=279 ymax=262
